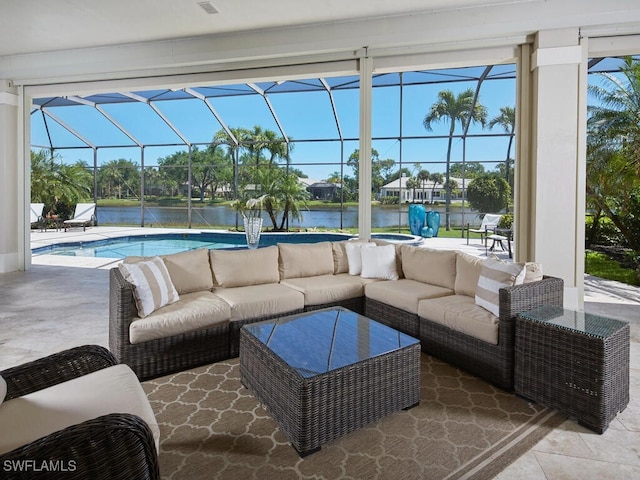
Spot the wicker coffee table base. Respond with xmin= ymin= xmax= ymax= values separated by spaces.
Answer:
xmin=240 ymin=328 xmax=421 ymax=456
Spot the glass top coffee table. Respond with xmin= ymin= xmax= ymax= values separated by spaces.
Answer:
xmin=239 ymin=307 xmax=420 ymax=456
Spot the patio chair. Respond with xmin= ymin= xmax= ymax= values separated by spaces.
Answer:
xmin=464 ymin=213 xmax=502 ymax=245
xmin=0 ymin=345 xmax=160 ymax=480
xmin=29 ymin=203 xmax=45 ymax=230
xmin=63 ymin=202 xmax=96 ymax=231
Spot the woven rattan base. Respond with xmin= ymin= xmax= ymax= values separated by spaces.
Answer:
xmin=515 ymin=307 xmax=630 ymax=433
xmin=239 ymin=309 xmax=421 ymax=456
xmin=364 ymin=298 xmax=419 ymax=338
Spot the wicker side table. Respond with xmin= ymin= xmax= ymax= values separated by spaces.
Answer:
xmin=515 ymin=305 xmax=629 ymax=433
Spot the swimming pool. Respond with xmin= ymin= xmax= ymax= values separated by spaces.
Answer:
xmin=32 ymin=232 xmax=423 ymax=259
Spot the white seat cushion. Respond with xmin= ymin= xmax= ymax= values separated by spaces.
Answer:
xmin=129 ymin=291 xmax=230 ymax=344
xmin=419 ymin=295 xmax=499 ymax=345
xmin=365 ymin=278 xmax=453 ymax=315
xmin=0 ymin=364 xmax=160 ymax=455
xmin=214 ymin=283 xmax=304 ymax=321
xmin=280 ymin=274 xmax=364 ymax=306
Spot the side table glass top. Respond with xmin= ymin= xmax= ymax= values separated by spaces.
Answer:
xmin=243 ymin=307 xmax=419 ymax=378
xmin=519 ymin=305 xmax=628 ymax=338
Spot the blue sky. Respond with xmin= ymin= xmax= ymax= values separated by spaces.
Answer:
xmin=31 ymin=67 xmax=517 ymax=182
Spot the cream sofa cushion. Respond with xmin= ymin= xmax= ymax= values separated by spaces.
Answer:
xmin=401 ymin=246 xmax=457 ymax=290
xmin=454 ymin=251 xmax=485 ymax=297
xmin=278 ymin=242 xmax=334 ymax=279
xmin=280 ymin=274 xmax=364 ymax=306
xmin=162 ymin=248 xmax=213 ymax=294
xmin=365 ymin=279 xmax=453 ymax=315
xmin=418 ymin=295 xmax=499 ymax=345
xmin=129 ymin=291 xmax=230 ymax=344
xmin=0 ymin=364 xmax=160 ymax=456
xmin=214 ymin=283 xmax=304 ymax=321
xmin=210 ymin=246 xmax=279 ymax=288
xmin=331 ymin=241 xmax=349 ymax=274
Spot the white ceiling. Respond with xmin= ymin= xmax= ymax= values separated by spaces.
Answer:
xmin=1 ymin=0 xmax=532 ymax=57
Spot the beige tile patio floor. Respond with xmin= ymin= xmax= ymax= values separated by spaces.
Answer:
xmin=1 ymin=227 xmax=638 ymax=479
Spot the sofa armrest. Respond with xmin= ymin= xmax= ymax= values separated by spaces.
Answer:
xmin=109 ymin=267 xmax=138 ymax=362
xmin=499 ymin=275 xmax=564 ymax=321
xmin=0 ymin=413 xmax=159 ymax=480
xmin=0 ymin=345 xmax=117 ymax=401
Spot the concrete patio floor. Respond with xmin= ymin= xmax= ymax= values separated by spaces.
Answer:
xmin=1 ymin=226 xmax=638 ymax=479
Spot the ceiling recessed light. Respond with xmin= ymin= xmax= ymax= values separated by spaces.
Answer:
xmin=197 ymin=2 xmax=219 ymax=15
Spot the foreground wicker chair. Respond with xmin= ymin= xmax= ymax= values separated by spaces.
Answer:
xmin=0 ymin=345 xmax=160 ymax=480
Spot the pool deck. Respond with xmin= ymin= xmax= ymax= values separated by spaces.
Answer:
xmin=30 ymin=225 xmax=509 ymax=269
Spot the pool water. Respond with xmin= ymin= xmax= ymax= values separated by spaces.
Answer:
xmin=46 ymin=238 xmax=240 ymax=258
xmin=32 ymin=232 xmax=423 ymax=259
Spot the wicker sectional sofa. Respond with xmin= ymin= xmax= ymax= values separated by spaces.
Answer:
xmin=109 ymin=240 xmax=563 ymax=390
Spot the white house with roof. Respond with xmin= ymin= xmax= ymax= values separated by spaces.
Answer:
xmin=379 ymin=175 xmax=468 ymax=203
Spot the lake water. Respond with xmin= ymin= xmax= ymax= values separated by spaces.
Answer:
xmin=96 ymin=205 xmax=481 ymax=229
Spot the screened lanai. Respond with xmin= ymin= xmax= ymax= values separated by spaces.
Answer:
xmin=30 ymin=63 xmax=520 ymax=232
xmin=30 ymin=55 xmax=636 ymax=235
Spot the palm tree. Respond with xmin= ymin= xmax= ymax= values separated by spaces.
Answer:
xmin=424 ymin=89 xmax=487 ymax=229
xmin=588 ymin=56 xmax=640 ymax=174
xmin=429 ymin=172 xmax=444 ymax=203
xmin=31 ymin=150 xmax=92 ymax=217
xmin=488 ymin=106 xmax=516 ymax=188
xmin=254 ymin=166 xmax=309 ymax=231
xmin=416 ymin=169 xmax=430 ymax=203
xmin=587 ymin=56 xmax=640 ymax=250
xmin=405 ymin=177 xmax=420 ymax=203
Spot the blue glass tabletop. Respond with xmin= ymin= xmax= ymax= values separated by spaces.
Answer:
xmin=519 ymin=305 xmax=628 ymax=338
xmin=243 ymin=307 xmax=419 ymax=378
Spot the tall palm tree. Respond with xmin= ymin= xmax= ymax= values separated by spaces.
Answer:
xmin=488 ymin=106 xmax=516 ymax=188
xmin=416 ymin=169 xmax=430 ymax=203
xmin=587 ymin=56 xmax=640 ymax=250
xmin=589 ymin=56 xmax=640 ymax=174
xmin=406 ymin=177 xmax=420 ymax=203
xmin=424 ymin=89 xmax=487 ymax=229
xmin=429 ymin=172 xmax=444 ymax=203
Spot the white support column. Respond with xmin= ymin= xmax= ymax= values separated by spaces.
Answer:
xmin=0 ymin=80 xmax=21 ymax=273
xmin=523 ymin=29 xmax=587 ymax=309
xmin=358 ymin=54 xmax=373 ymax=240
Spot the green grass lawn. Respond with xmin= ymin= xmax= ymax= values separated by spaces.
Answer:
xmin=586 ymin=251 xmax=639 ymax=286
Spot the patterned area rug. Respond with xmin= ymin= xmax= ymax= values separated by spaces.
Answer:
xmin=142 ymin=354 xmax=565 ymax=480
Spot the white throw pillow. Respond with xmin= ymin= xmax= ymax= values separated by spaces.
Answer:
xmin=345 ymin=241 xmax=375 ymax=275
xmin=118 ymin=256 xmax=179 ymax=318
xmin=475 ymin=256 xmax=526 ymax=317
xmin=360 ymin=244 xmax=399 ymax=280
xmin=524 ymin=262 xmax=544 ymax=283
xmin=0 ymin=375 xmax=6 ymax=406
